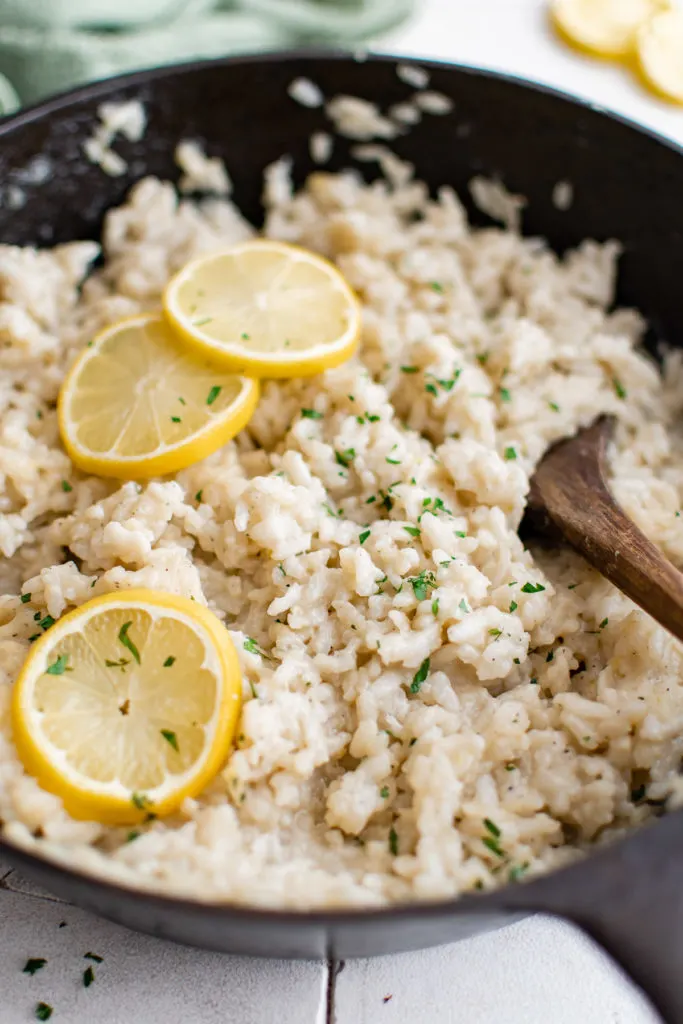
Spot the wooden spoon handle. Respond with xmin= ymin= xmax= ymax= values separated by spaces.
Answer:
xmin=527 ymin=416 xmax=683 ymax=642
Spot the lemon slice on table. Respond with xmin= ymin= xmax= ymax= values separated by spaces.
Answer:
xmin=163 ymin=240 xmax=361 ymax=378
xmin=58 ymin=314 xmax=259 ymax=479
xmin=550 ymin=0 xmax=671 ymax=58
xmin=636 ymin=9 xmax=683 ymax=105
xmin=11 ymin=590 xmax=242 ymax=825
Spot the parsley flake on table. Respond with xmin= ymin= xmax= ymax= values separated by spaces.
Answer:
xmin=23 ymin=958 xmax=47 ymax=976
xmin=83 ymin=966 xmax=95 ymax=988
xmin=35 ymin=1004 xmax=52 ymax=1021
xmin=84 ymin=953 xmax=103 ymax=963
xmin=410 ymin=657 xmax=430 ymax=694
xmin=118 ymin=621 xmax=141 ymax=664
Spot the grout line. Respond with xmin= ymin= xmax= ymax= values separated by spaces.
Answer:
xmin=0 ymin=878 xmax=70 ymax=906
xmin=315 ymin=959 xmax=330 ymax=1024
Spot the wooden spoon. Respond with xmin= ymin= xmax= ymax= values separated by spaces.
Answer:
xmin=523 ymin=414 xmax=683 ymax=639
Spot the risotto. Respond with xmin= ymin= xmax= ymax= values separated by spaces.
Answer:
xmin=0 ymin=140 xmax=682 ymax=909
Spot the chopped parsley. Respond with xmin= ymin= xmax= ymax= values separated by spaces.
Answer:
xmin=118 ymin=621 xmax=141 ymax=664
xmin=499 ymin=387 xmax=511 ymax=403
xmin=425 ymin=382 xmax=438 ymax=397
xmin=613 ymin=378 xmax=627 ymax=400
xmin=400 ymin=365 xmax=419 ymax=374
xmin=483 ymin=818 xmax=501 ymax=838
xmin=599 ymin=617 xmax=609 ymax=629
xmin=408 ymin=571 xmax=436 ymax=601
xmin=386 ymin=456 xmax=401 ymax=465
xmin=46 ymin=653 xmax=69 ymax=676
xmin=84 ymin=953 xmax=103 ymax=963
xmin=193 ymin=317 xmax=213 ymax=327
xmin=206 ymin=385 xmax=222 ymax=405
xmin=163 ymin=656 xmax=176 ymax=667
xmin=23 ymin=958 xmax=47 ymax=976
xmin=549 ymin=401 xmax=560 ymax=412
xmin=171 ymin=416 xmax=182 ymax=423
xmin=410 ymin=657 xmax=430 ymax=694
xmin=459 ymin=599 xmax=470 ymax=614
xmin=301 ymin=408 xmax=323 ymax=419
xmin=243 ymin=637 xmax=263 ymax=656
xmin=126 ymin=830 xmax=140 ymax=843
xmin=323 ymin=502 xmax=342 ymax=518
xmin=403 ymin=526 xmax=421 ymax=537
xmin=61 ymin=480 xmax=73 ymax=493
xmin=39 ymin=616 xmax=55 ymax=631
xmin=482 ymin=836 xmax=504 ymax=857
xmin=476 ymin=352 xmax=489 ymax=366
xmin=335 ymin=448 xmax=355 ymax=468
xmin=359 ymin=530 xmax=371 ymax=545
xmin=195 ymin=490 xmax=203 ymax=503
xmin=105 ymin=658 xmax=129 ymax=671
xmin=430 ymin=281 xmax=444 ymax=293
xmin=546 ymin=650 xmax=554 ymax=662
xmin=509 ymin=601 xmax=518 ymax=613
xmin=131 ymin=792 xmax=151 ymax=811
xmin=489 ymin=628 xmax=503 ymax=638
xmin=389 ymin=827 xmax=399 ymax=855
xmin=241 ymin=332 xmax=250 ymax=340
xmin=432 ymin=598 xmax=439 ymax=616
xmin=509 ymin=864 xmax=529 ymax=883
xmin=35 ymin=1005 xmax=53 ymax=1021
xmin=521 ymin=582 xmax=545 ymax=594
xmin=83 ymin=966 xmax=94 ymax=988
xmin=503 ymin=446 xmax=517 ymax=460
xmin=178 ymin=397 xmax=186 ymax=405
xmin=380 ymin=786 xmax=390 ymax=799
xmin=161 ymin=729 xmax=179 ymax=752
xmin=365 ymin=495 xmax=376 ymax=505
xmin=21 ymin=593 xmax=31 ymax=603
xmin=505 ymin=763 xmax=516 ymax=771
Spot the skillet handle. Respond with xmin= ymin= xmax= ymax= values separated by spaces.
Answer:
xmin=500 ymin=809 xmax=683 ymax=1024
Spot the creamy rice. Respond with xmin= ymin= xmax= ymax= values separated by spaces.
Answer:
xmin=1 ymin=150 xmax=682 ymax=910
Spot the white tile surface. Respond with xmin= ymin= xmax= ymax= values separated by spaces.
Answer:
xmin=334 ymin=916 xmax=659 ymax=1024
xmin=0 ymin=886 xmax=326 ymax=1024
xmin=2 ymin=2 xmax=682 ymax=1022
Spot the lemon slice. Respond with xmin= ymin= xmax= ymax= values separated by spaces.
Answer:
xmin=163 ymin=240 xmax=361 ymax=378
xmin=636 ymin=9 xmax=683 ymax=104
xmin=11 ymin=589 xmax=242 ymax=825
xmin=550 ymin=0 xmax=671 ymax=58
xmin=58 ymin=314 xmax=259 ymax=479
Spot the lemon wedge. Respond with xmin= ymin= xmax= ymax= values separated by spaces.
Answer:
xmin=636 ymin=8 xmax=683 ymax=105
xmin=58 ymin=314 xmax=259 ymax=479
xmin=550 ymin=0 xmax=671 ymax=58
xmin=163 ymin=240 xmax=361 ymax=378
xmin=11 ymin=589 xmax=242 ymax=825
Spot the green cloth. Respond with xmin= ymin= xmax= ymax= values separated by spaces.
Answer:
xmin=0 ymin=0 xmax=413 ymax=114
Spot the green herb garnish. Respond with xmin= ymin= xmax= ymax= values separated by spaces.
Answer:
xmin=118 ymin=621 xmax=141 ymax=664
xmin=430 ymin=281 xmax=444 ymax=293
xmin=243 ymin=637 xmax=262 ymax=656
xmin=489 ymin=628 xmax=502 ymax=638
xmin=359 ymin=530 xmax=371 ymax=545
xmin=20 ymin=593 xmax=31 ymax=603
xmin=131 ymin=792 xmax=151 ymax=811
xmin=521 ymin=582 xmax=545 ymax=594
xmin=61 ymin=480 xmax=73 ymax=493
xmin=161 ymin=729 xmax=179 ymax=752
xmin=380 ymin=786 xmax=389 ymax=799
xmin=410 ymin=657 xmax=430 ymax=694
xmin=403 ymin=526 xmax=420 ymax=537
xmin=549 ymin=401 xmax=560 ymax=412
xmin=509 ymin=601 xmax=518 ymax=613
xmin=432 ymin=598 xmax=439 ymax=616
xmin=499 ymin=387 xmax=511 ymax=402
xmin=35 ymin=1004 xmax=53 ymax=1021
xmin=389 ymin=827 xmax=399 ymax=855
xmin=46 ymin=654 xmax=69 ymax=676
xmin=195 ymin=490 xmax=203 ymax=503
xmin=206 ymin=385 xmax=221 ymax=405
xmin=408 ymin=571 xmax=436 ymax=602
xmin=83 ymin=966 xmax=94 ymax=988
xmin=484 ymin=818 xmax=501 ymax=838
xmin=400 ymin=365 xmax=418 ymax=374
xmin=482 ymin=836 xmax=504 ymax=857
xmin=39 ymin=616 xmax=55 ymax=631
xmin=335 ymin=448 xmax=355 ymax=468
xmin=503 ymin=446 xmax=517 ymax=460
xmin=193 ymin=317 xmax=213 ymax=327
xmin=301 ymin=408 xmax=323 ymax=419
xmin=613 ymin=378 xmax=627 ymax=400
xmin=84 ymin=953 xmax=103 ymax=963
xmin=163 ymin=656 xmax=176 ymax=667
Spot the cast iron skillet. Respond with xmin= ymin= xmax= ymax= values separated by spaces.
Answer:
xmin=0 ymin=52 xmax=682 ymax=1022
